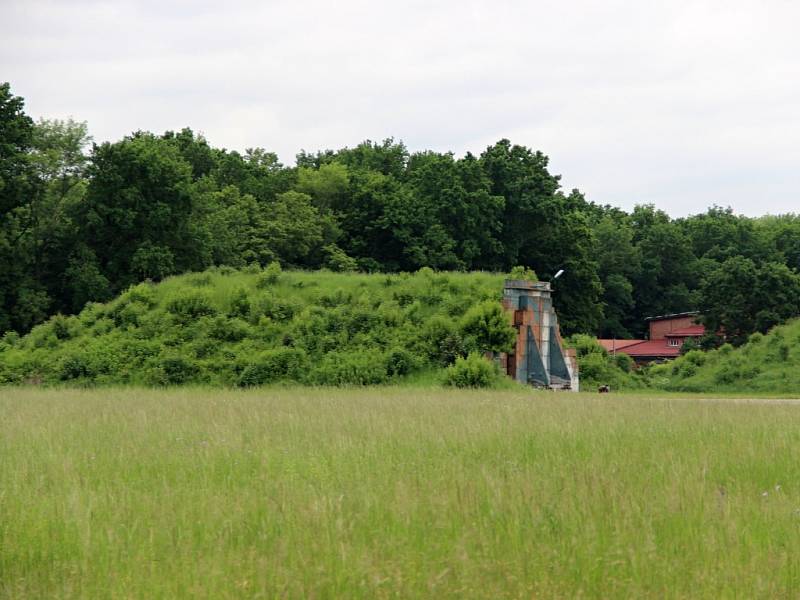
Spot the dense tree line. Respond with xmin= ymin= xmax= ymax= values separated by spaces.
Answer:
xmin=2 ymin=82 xmax=799 ymax=341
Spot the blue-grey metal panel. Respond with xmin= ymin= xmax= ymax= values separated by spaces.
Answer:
xmin=548 ymin=325 xmax=570 ymax=381
xmin=526 ymin=326 xmax=549 ymax=386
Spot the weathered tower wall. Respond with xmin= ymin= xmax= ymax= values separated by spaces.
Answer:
xmin=499 ymin=279 xmax=579 ymax=391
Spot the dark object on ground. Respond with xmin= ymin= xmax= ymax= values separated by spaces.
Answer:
xmin=598 ymin=385 xmax=610 ymax=393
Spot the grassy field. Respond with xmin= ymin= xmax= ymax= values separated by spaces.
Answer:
xmin=3 ymin=388 xmax=800 ymax=598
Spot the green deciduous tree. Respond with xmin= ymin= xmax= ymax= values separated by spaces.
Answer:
xmin=75 ymin=132 xmax=199 ymax=288
xmin=699 ymin=256 xmax=800 ymax=345
xmin=0 ymin=83 xmax=44 ymax=332
xmin=593 ymin=215 xmax=642 ymax=337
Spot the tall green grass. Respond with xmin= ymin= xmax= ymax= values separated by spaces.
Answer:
xmin=3 ymin=387 xmax=800 ymax=598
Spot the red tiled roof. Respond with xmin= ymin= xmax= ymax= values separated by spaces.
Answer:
xmin=664 ymin=325 xmax=705 ymax=337
xmin=597 ymin=339 xmax=645 ymax=352
xmin=598 ymin=338 xmax=684 ymax=358
xmin=617 ymin=340 xmax=682 ymax=358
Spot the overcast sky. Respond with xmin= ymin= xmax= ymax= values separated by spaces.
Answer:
xmin=2 ymin=0 xmax=798 ymax=216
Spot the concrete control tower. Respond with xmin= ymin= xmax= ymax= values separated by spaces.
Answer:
xmin=500 ymin=279 xmax=579 ymax=391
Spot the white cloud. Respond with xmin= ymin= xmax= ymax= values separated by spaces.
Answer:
xmin=2 ymin=0 xmax=798 ymax=216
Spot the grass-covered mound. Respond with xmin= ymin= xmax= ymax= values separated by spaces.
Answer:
xmin=650 ymin=318 xmax=800 ymax=393
xmin=0 ymin=266 xmax=521 ymax=387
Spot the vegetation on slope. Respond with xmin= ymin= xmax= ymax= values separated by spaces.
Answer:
xmin=0 ymin=266 xmax=523 ymax=388
xmin=651 ymin=318 xmax=800 ymax=393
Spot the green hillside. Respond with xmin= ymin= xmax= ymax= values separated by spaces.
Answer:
xmin=650 ymin=318 xmax=800 ymax=393
xmin=0 ymin=266 xmax=524 ymax=387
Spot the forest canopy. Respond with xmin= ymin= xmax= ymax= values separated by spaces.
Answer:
xmin=2 ymin=82 xmax=799 ymax=342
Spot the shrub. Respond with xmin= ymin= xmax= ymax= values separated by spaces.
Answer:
xmin=228 ymin=287 xmax=251 ymax=319
xmin=251 ymin=293 xmax=297 ymax=323
xmin=123 ymin=283 xmax=157 ymax=307
xmin=392 ymin=290 xmax=415 ymax=307
xmin=50 ymin=314 xmax=73 ymax=340
xmin=115 ymin=302 xmax=149 ymax=328
xmin=78 ymin=303 xmax=105 ymax=327
xmin=188 ymin=273 xmax=213 ymax=287
xmin=444 ymin=352 xmax=499 ymax=388
xmin=418 ymin=316 xmax=465 ymax=366
xmin=568 ymin=334 xmax=606 ymax=358
xmin=718 ymin=343 xmax=734 ymax=356
xmin=459 ymin=301 xmax=515 ymax=354
xmin=683 ymin=350 xmax=708 ymax=367
xmin=154 ymin=356 xmax=199 ymax=385
xmin=324 ymin=244 xmax=358 ymax=272
xmin=385 ymin=347 xmax=418 ymax=377
xmin=614 ymin=352 xmax=634 ymax=373
xmin=677 ymin=362 xmax=697 ymax=378
xmin=166 ymin=291 xmax=217 ymax=323
xmin=0 ymin=331 xmax=20 ymax=349
xmin=319 ymin=288 xmax=353 ymax=308
xmin=208 ymin=316 xmax=250 ymax=342
xmin=256 ymin=261 xmax=282 ymax=287
xmin=309 ymin=351 xmax=388 ymax=386
xmin=714 ymin=365 xmax=738 ymax=385
xmin=508 ymin=266 xmax=538 ymax=281
xmin=59 ymin=352 xmax=94 ymax=381
xmin=237 ymin=348 xmax=307 ymax=386
xmin=680 ymin=338 xmax=700 ymax=353
xmin=575 ymin=352 xmax=608 ymax=386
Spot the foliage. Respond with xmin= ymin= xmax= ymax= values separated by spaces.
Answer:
xmin=3 ymin=82 xmax=800 ymax=351
xmin=508 ymin=265 xmax=538 ymax=281
xmin=443 ymin=352 xmax=500 ymax=388
xmin=257 ymin=261 xmax=282 ymax=287
xmin=698 ymin=256 xmax=800 ymax=346
xmin=566 ymin=334 xmax=643 ymax=390
xmin=237 ymin=348 xmax=307 ymax=386
xmin=0 ymin=269 xmax=510 ymax=387
xmin=650 ymin=317 xmax=800 ymax=393
xmin=459 ymin=300 xmax=515 ymax=353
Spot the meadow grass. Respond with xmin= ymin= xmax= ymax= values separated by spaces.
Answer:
xmin=3 ymin=387 xmax=800 ymax=598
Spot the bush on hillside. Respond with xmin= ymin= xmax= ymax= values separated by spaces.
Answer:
xmin=208 ymin=316 xmax=250 ymax=342
xmin=417 ymin=316 xmax=466 ymax=366
xmin=250 ymin=293 xmax=297 ymax=323
xmin=385 ymin=347 xmax=419 ymax=377
xmin=652 ymin=318 xmax=800 ymax=392
xmin=308 ymin=351 xmax=389 ymax=386
xmin=614 ymin=352 xmax=634 ymax=373
xmin=237 ymin=348 xmax=308 ymax=386
xmin=256 ymin=261 xmax=282 ymax=288
xmin=508 ymin=266 xmax=538 ymax=281
xmin=166 ymin=291 xmax=217 ymax=323
xmin=147 ymin=356 xmax=200 ymax=385
xmin=444 ymin=352 xmax=499 ymax=388
xmin=228 ymin=287 xmax=251 ymax=318
xmin=459 ymin=300 xmax=516 ymax=354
